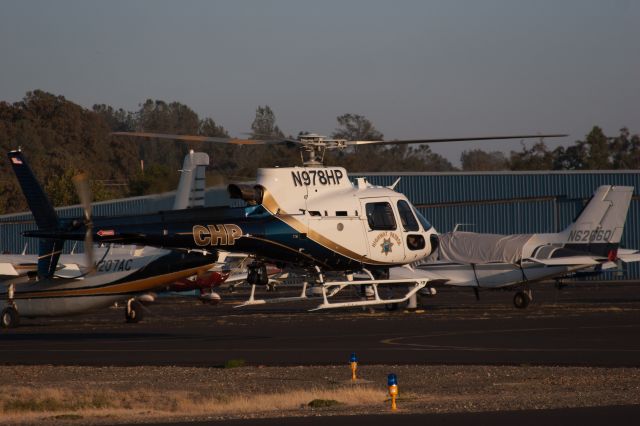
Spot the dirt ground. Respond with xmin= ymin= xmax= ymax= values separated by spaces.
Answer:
xmin=1 ymin=364 xmax=639 ymax=424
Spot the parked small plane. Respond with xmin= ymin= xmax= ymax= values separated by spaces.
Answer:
xmin=405 ymin=185 xmax=640 ymax=308
xmin=167 ymin=252 xmax=250 ymax=303
xmin=0 ymin=150 xmax=217 ymax=328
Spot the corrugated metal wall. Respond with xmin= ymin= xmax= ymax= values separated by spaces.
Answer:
xmin=1 ymin=171 xmax=639 ymax=279
xmin=360 ymin=171 xmax=640 ymax=280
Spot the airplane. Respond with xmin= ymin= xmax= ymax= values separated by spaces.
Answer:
xmin=397 ymin=185 xmax=640 ymax=309
xmin=13 ymin=131 xmax=568 ymax=312
xmin=166 ymin=252 xmax=250 ymax=303
xmin=0 ymin=150 xmax=217 ymax=328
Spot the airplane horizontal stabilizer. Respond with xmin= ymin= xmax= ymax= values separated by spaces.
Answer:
xmin=0 ymin=263 xmax=19 ymax=277
xmin=54 ymin=264 xmax=84 ymax=279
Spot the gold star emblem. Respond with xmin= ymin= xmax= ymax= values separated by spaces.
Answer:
xmin=380 ymin=238 xmax=394 ymax=255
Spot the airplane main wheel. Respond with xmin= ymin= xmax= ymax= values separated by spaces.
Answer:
xmin=1 ymin=307 xmax=19 ymax=328
xmin=513 ymin=291 xmax=531 ymax=309
xmin=126 ymin=301 xmax=144 ymax=323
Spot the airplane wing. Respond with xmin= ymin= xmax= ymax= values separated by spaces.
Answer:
xmin=394 ymin=265 xmax=451 ymax=284
xmin=617 ymin=249 xmax=640 ymax=263
xmin=0 ymin=253 xmax=89 ymax=282
xmin=225 ymin=273 xmax=248 ymax=284
xmin=0 ymin=255 xmax=38 ymax=280
xmin=524 ymin=256 xmax=603 ymax=266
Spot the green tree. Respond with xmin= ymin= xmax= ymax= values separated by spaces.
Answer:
xmin=127 ymin=164 xmax=175 ymax=197
xmin=583 ymin=126 xmax=611 ymax=169
xmin=328 ymin=113 xmax=455 ymax=171
xmin=250 ymin=105 xmax=284 ymax=140
xmin=461 ymin=149 xmax=509 ymax=171
xmin=0 ymin=90 xmax=137 ymax=210
xmin=134 ymin=99 xmax=203 ymax=178
xmin=199 ymin=117 xmax=229 ymax=138
xmin=552 ymin=126 xmax=615 ymax=170
xmin=44 ymin=168 xmax=114 ymax=206
xmin=552 ymin=144 xmax=588 ymax=170
xmin=509 ymin=142 xmax=554 ymax=170
xmin=92 ymin=104 xmax=136 ymax=132
xmin=332 ymin=113 xmax=383 ymax=141
xmin=609 ymin=127 xmax=640 ymax=169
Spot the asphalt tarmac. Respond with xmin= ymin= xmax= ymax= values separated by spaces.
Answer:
xmin=1 ymin=281 xmax=640 ymax=367
xmin=135 ymin=405 xmax=640 ymax=426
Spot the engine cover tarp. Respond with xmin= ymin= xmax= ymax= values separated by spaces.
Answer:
xmin=436 ymin=231 xmax=533 ymax=264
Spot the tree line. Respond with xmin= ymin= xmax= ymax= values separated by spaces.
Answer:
xmin=0 ymin=90 xmax=637 ymax=214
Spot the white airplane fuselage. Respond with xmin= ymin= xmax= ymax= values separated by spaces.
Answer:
xmin=0 ymin=245 xmax=215 ymax=317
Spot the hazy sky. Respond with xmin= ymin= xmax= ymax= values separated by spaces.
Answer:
xmin=1 ymin=0 xmax=638 ymax=164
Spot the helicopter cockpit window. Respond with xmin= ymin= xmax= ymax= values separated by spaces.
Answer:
xmin=365 ymin=202 xmax=397 ymax=230
xmin=397 ymin=200 xmax=420 ymax=231
xmin=413 ymin=208 xmax=432 ymax=231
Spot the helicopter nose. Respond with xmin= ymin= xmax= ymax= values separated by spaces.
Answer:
xmin=429 ymin=234 xmax=440 ymax=254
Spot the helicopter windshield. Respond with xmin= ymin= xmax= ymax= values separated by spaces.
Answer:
xmin=411 ymin=205 xmax=432 ymax=231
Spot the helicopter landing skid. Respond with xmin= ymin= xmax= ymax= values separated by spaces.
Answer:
xmin=235 ymin=278 xmax=428 ymax=311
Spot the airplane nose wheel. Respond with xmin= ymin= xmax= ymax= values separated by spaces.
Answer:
xmin=125 ymin=299 xmax=144 ymax=323
xmin=1 ymin=306 xmax=19 ymax=328
xmin=513 ymin=290 xmax=532 ymax=309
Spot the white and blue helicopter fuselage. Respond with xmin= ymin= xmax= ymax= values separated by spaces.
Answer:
xmin=229 ymin=166 xmax=439 ymax=272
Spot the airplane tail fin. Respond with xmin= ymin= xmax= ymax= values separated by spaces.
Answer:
xmin=8 ymin=150 xmax=63 ymax=278
xmin=173 ymin=150 xmax=210 ymax=210
xmin=559 ymin=185 xmax=634 ymax=257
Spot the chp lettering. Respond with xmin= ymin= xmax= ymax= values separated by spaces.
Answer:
xmin=193 ymin=224 xmax=243 ymax=246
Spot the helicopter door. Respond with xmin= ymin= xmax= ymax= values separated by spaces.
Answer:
xmin=360 ymin=198 xmax=406 ymax=264
xmin=396 ymin=199 xmax=427 ymax=262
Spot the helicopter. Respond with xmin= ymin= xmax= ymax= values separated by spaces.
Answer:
xmin=14 ymin=131 xmax=567 ymax=309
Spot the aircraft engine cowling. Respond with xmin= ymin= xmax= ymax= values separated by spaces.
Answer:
xmin=228 ymin=184 xmax=264 ymax=205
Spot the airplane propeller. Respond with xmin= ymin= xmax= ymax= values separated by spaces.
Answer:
xmin=72 ymin=173 xmax=95 ymax=272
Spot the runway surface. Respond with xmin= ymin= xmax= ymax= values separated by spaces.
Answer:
xmin=1 ymin=281 xmax=640 ymax=367
xmin=135 ymin=405 xmax=640 ymax=426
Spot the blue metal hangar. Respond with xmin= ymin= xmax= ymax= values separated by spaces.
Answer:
xmin=0 ymin=170 xmax=639 ymax=279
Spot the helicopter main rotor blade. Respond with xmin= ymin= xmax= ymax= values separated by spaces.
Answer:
xmin=112 ymin=132 xmax=298 ymax=146
xmin=345 ymin=134 xmax=568 ymax=146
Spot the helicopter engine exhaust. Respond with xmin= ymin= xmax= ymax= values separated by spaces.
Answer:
xmin=228 ymin=184 xmax=264 ymax=205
